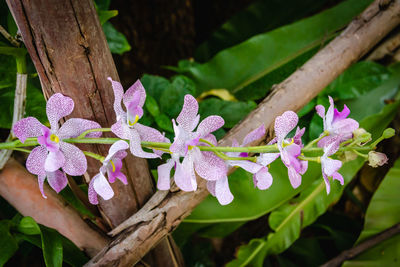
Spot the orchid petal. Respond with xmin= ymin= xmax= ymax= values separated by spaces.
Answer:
xmin=242 ymin=124 xmax=266 ymax=146
xmin=135 ymin=123 xmax=166 ymax=142
xmin=325 ymin=96 xmax=335 ymax=129
xmin=13 ymin=117 xmax=44 ymax=143
xmin=93 ymin=173 xmax=114 ymax=200
xmin=123 ymin=79 xmax=146 ymax=109
xmin=47 ymin=170 xmax=68 ymax=193
xmin=107 ymin=158 xmax=127 ymax=184
xmin=88 ymin=177 xmax=98 ymax=205
xmin=37 ymin=126 xmax=59 ymax=152
xmin=229 ymin=160 xmax=262 ymax=174
xmin=333 ymin=104 xmax=350 ymax=122
xmin=129 ymin=129 xmax=159 ymax=158
xmin=322 ymin=173 xmax=331 ymax=194
xmin=254 ymin=167 xmax=273 ymax=190
xmin=207 ymin=181 xmax=216 ymax=196
xmin=60 ymin=142 xmax=87 ymax=176
xmin=332 ymin=172 xmax=344 ymax=185
xmin=323 ymin=157 xmax=342 ymax=177
xmin=331 ymin=118 xmax=359 ymax=135
xmin=104 ymin=140 xmax=129 ymax=163
xmin=299 ymin=160 xmax=308 ymax=175
xmin=157 ymin=159 xmax=175 ymax=190
xmin=293 ymin=127 xmax=305 ymax=146
xmin=215 ymin=176 xmax=234 ymax=205
xmin=257 ymin=153 xmax=280 ymax=166
xmin=111 ymin=120 xmax=131 ymax=139
xmin=107 ymin=77 xmax=125 ymax=118
xmin=177 ymin=94 xmax=200 ymax=132
xmin=315 ymin=105 xmax=325 ymax=119
xmin=196 ymin=115 xmax=224 ymax=138
xmin=57 ymin=118 xmax=102 ymax=139
xmin=193 ymin=149 xmax=227 ymax=181
xmin=38 ymin=174 xmax=47 ymax=198
xmin=174 ymin=155 xmax=197 ymax=191
xmin=46 ymin=93 xmax=74 ymax=131
xmin=44 ymin=150 xmax=65 ymax=172
xmin=26 ymin=146 xmax=47 ymax=176
xmin=288 ymin=166 xmax=302 ymax=188
xmin=274 ymin=111 xmax=298 ymax=141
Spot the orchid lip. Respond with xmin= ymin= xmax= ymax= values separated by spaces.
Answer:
xmin=127 ymin=114 xmax=140 ymax=127
xmin=50 ymin=134 xmax=60 ymax=143
xmin=282 ymin=138 xmax=294 ymax=148
xmin=110 ymin=160 xmax=116 ymax=172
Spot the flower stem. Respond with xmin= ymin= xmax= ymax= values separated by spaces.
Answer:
xmin=352 ymin=149 xmax=368 ymax=159
xmin=83 ymin=151 xmax=105 ymax=162
xmin=304 ymin=131 xmax=329 ymax=149
xmin=77 ymin=128 xmax=112 ymax=139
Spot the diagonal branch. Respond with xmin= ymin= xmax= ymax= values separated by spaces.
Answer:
xmin=85 ymin=0 xmax=400 ymax=265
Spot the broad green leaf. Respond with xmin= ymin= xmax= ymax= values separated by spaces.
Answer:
xmin=0 ymin=220 xmax=18 ymax=266
xmin=97 ymin=10 xmax=118 ymax=25
xmin=39 ymin=226 xmax=63 ymax=267
xmin=95 ymin=0 xmax=111 ymax=10
xmin=145 ymin=95 xmax=160 ymax=117
xmin=343 ymin=158 xmax=400 ymax=267
xmin=155 ymin=113 xmax=173 ymax=132
xmin=227 ymin=100 xmax=400 ymax=266
xmin=103 ymin=22 xmax=131 ymax=55
xmin=140 ymin=74 xmax=170 ymax=100
xmin=184 ymin=0 xmax=372 ymax=95
xmin=195 ymin=0 xmax=330 ymax=62
xmin=18 ymin=217 xmax=41 ymax=235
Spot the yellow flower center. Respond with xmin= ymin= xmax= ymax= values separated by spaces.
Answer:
xmin=110 ymin=160 xmax=116 ymax=172
xmin=188 ymin=145 xmax=195 ymax=150
xmin=50 ymin=134 xmax=59 ymax=143
xmin=128 ymin=115 xmax=140 ymax=126
xmin=282 ymin=138 xmax=294 ymax=148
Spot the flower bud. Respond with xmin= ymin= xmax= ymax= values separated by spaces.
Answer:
xmin=382 ymin=128 xmax=395 ymax=139
xmin=353 ymin=128 xmax=371 ymax=145
xmin=353 ymin=128 xmax=367 ymax=138
xmin=368 ymin=151 xmax=388 ymax=168
xmin=338 ymin=151 xmax=358 ymax=162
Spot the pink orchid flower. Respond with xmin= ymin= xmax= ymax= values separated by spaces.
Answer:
xmin=320 ymin=138 xmax=344 ymax=194
xmin=13 ymin=93 xmax=101 ymax=197
xmin=157 ymin=94 xmax=227 ymax=192
xmin=108 ymin=78 xmax=166 ymax=158
xmin=88 ymin=140 xmax=129 ymax=204
xmin=316 ymin=96 xmax=359 ymax=149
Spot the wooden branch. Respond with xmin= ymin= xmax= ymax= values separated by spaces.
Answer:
xmin=321 ymin=223 xmax=400 ymax=267
xmin=0 ymin=158 xmax=109 ymax=257
xmin=85 ymin=0 xmax=400 ymax=265
xmin=6 ymin=0 xmax=183 ymax=265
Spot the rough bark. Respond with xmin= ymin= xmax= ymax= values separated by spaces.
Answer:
xmin=6 ymin=0 xmax=182 ymax=265
xmin=0 ymin=158 xmax=108 ymax=257
xmin=85 ymin=0 xmax=400 ymax=265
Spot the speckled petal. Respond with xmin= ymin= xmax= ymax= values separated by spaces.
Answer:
xmin=129 ymin=128 xmax=160 ymax=158
xmin=288 ymin=166 xmax=302 ymax=188
xmin=123 ymin=79 xmax=146 ymax=109
xmin=331 ymin=118 xmax=359 ymax=135
xmin=46 ymin=93 xmax=74 ymax=131
xmin=26 ymin=146 xmax=47 ymax=176
xmin=174 ymin=155 xmax=197 ymax=191
xmin=325 ymin=96 xmax=335 ymax=128
xmin=207 ymin=181 xmax=216 ymax=196
xmin=229 ymin=160 xmax=262 ymax=174
xmin=108 ymin=77 xmax=125 ymax=118
xmin=193 ymin=149 xmax=227 ymax=181
xmin=44 ymin=150 xmax=65 ymax=172
xmin=38 ymin=174 xmax=47 ymax=198
xmin=214 ymin=176 xmax=234 ymax=205
xmin=157 ymin=159 xmax=175 ymax=190
xmin=242 ymin=124 xmax=266 ymax=146
xmin=47 ymin=170 xmax=68 ymax=193
xmin=57 ymin=118 xmax=102 ymax=139
xmin=274 ymin=111 xmax=298 ymax=141
xmin=323 ymin=157 xmax=342 ymax=177
xmin=257 ymin=153 xmax=280 ymax=166
xmin=332 ymin=172 xmax=344 ymax=185
xmin=254 ymin=167 xmax=273 ymax=190
xmin=60 ymin=142 xmax=87 ymax=176
xmin=299 ymin=160 xmax=308 ymax=175
xmin=315 ymin=105 xmax=325 ymax=119
xmin=322 ymin=173 xmax=331 ymax=194
xmin=104 ymin=140 xmax=129 ymax=163
xmin=135 ymin=123 xmax=166 ymax=142
xmin=196 ymin=115 xmax=224 ymax=138
xmin=293 ymin=127 xmax=305 ymax=146
xmin=111 ymin=120 xmax=131 ymax=139
xmin=13 ymin=117 xmax=44 ymax=143
xmin=177 ymin=94 xmax=200 ymax=132
xmin=93 ymin=173 xmax=114 ymax=201
xmin=88 ymin=177 xmax=99 ymax=205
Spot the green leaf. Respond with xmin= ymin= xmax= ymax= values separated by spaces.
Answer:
xmin=184 ymin=0 xmax=372 ymax=95
xmin=18 ymin=217 xmax=41 ymax=235
xmin=140 ymin=74 xmax=170 ymax=100
xmin=95 ymin=0 xmax=111 ymax=10
xmin=343 ymin=158 xmax=400 ymax=267
xmin=198 ymin=98 xmax=256 ymax=128
xmin=195 ymin=0 xmax=330 ymax=62
xmin=155 ymin=113 xmax=173 ymax=132
xmin=7 ymin=13 xmax=18 ymax=37
xmin=97 ymin=10 xmax=118 ymax=25
xmin=145 ymin=95 xmax=160 ymax=117
xmin=0 ymin=220 xmax=19 ymax=266
xmin=40 ymin=226 xmax=63 ymax=267
xmin=103 ymin=22 xmax=131 ymax=55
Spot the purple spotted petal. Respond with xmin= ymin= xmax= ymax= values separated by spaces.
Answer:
xmin=108 ymin=77 xmax=125 ymax=118
xmin=202 ymin=134 xmax=218 ymax=146
xmin=299 ymin=160 xmax=308 ymax=175
xmin=196 ymin=115 xmax=225 ymax=138
xmin=333 ymin=104 xmax=350 ymax=122
xmin=88 ymin=177 xmax=98 ymax=205
xmin=228 ymin=160 xmax=262 ymax=174
xmin=13 ymin=117 xmax=44 ymax=143
xmin=47 ymin=170 xmax=68 ymax=193
xmin=107 ymin=158 xmax=127 ymax=184
xmin=257 ymin=153 xmax=280 ymax=166
xmin=60 ymin=142 xmax=87 ymax=176
xmin=332 ymin=172 xmax=344 ymax=185
xmin=111 ymin=120 xmax=130 ymax=139
xmin=177 ymin=94 xmax=200 ymax=132
xmin=57 ymin=118 xmax=102 ymax=139
xmin=93 ymin=173 xmax=114 ymax=201
xmin=322 ymin=157 xmax=342 ymax=177
xmin=46 ymin=93 xmax=74 ymax=131
xmin=44 ymin=150 xmax=65 ymax=172
xmin=242 ymin=124 xmax=266 ymax=146
xmin=104 ymin=140 xmax=129 ymax=163
xmin=157 ymin=159 xmax=175 ymax=190
xmin=38 ymin=174 xmax=47 ymax=198
xmin=123 ymin=79 xmax=146 ymax=110
xmin=322 ymin=173 xmax=331 ymax=194
xmin=274 ymin=111 xmax=298 ymax=141
xmin=129 ymin=128 xmax=160 ymax=158
xmin=324 ymin=138 xmax=340 ymax=156
xmin=26 ymin=146 xmax=47 ymax=176
xmin=315 ymin=105 xmax=325 ymax=118
xmin=193 ymin=149 xmax=227 ymax=181
xmin=288 ymin=166 xmax=302 ymax=188
xmin=174 ymin=155 xmax=197 ymax=191
xmin=135 ymin=123 xmax=166 ymax=142
xmin=37 ymin=126 xmax=59 ymax=152
xmin=253 ymin=167 xmax=273 ymax=190
xmin=331 ymin=118 xmax=359 ymax=135
xmin=325 ymin=96 xmax=335 ymax=128
xmin=207 ymin=180 xmax=216 ymax=196
xmin=214 ymin=176 xmax=234 ymax=205
xmin=280 ymin=143 xmax=301 ymax=167
xmin=293 ymin=127 xmax=305 ymax=146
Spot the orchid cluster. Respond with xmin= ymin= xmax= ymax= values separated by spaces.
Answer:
xmin=4 ymin=78 xmax=392 ymax=206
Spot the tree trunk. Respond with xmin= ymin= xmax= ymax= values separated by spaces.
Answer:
xmin=6 ymin=0 xmax=182 ymax=265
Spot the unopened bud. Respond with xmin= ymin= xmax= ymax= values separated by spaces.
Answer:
xmin=353 ymin=128 xmax=371 ymax=145
xmin=368 ymin=151 xmax=388 ymax=168
xmin=338 ymin=151 xmax=358 ymax=162
xmin=353 ymin=128 xmax=367 ymax=138
xmin=382 ymin=128 xmax=395 ymax=139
